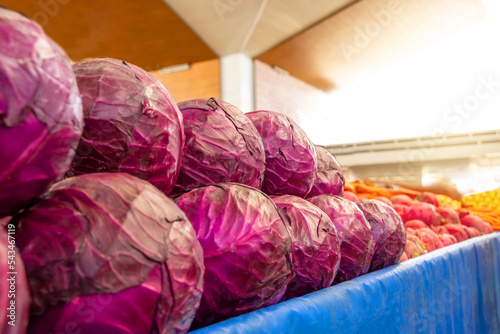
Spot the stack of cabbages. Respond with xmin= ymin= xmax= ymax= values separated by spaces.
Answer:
xmin=0 ymin=8 xmax=406 ymax=333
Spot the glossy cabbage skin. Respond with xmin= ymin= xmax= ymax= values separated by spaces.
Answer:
xmin=272 ymin=195 xmax=341 ymax=299
xmin=173 ymin=98 xmax=265 ymax=195
xmin=28 ymin=265 xmax=163 ymax=334
xmin=246 ymin=110 xmax=317 ymax=197
xmin=356 ymin=199 xmax=406 ymax=271
xmin=306 ymin=145 xmax=345 ymax=198
xmin=309 ymin=195 xmax=375 ymax=283
xmin=0 ymin=8 xmax=83 ymax=217
xmin=14 ymin=173 xmax=204 ymax=334
xmin=0 ymin=228 xmax=30 ymax=334
xmin=69 ymin=58 xmax=184 ymax=196
xmin=175 ymin=183 xmax=293 ymax=328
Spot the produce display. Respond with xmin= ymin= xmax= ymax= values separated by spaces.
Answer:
xmin=247 ymin=110 xmax=318 ymax=197
xmin=0 ymin=7 xmax=497 ymax=333
xmin=13 ymin=173 xmax=204 ymax=334
xmin=309 ymin=195 xmax=375 ymax=283
xmin=0 ymin=228 xmax=29 ymax=334
xmin=28 ymin=266 xmax=167 ymax=334
xmin=175 ymin=183 xmax=293 ymax=328
xmin=404 ymin=202 xmax=442 ymax=226
xmin=463 ymin=206 xmax=500 ymax=231
xmin=68 ymin=58 xmax=184 ymax=196
xmin=0 ymin=9 xmax=83 ymax=218
xmin=346 ymin=181 xmax=497 ymax=262
xmin=173 ymin=98 xmax=265 ymax=195
xmin=461 ymin=187 xmax=500 ymax=231
xmin=436 ymin=206 xmax=461 ymax=225
xmin=462 ymin=187 xmax=500 ymax=209
xmin=306 ymin=145 xmax=345 ymax=198
xmin=272 ymin=195 xmax=341 ymax=300
xmin=355 ymin=200 xmax=406 ymax=271
xmin=404 ymin=232 xmax=428 ymax=259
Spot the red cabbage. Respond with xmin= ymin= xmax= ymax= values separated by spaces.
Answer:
xmin=173 ymin=98 xmax=265 ymax=195
xmin=0 ymin=8 xmax=83 ymax=217
xmin=306 ymin=145 xmax=344 ymax=198
xmin=175 ymin=183 xmax=293 ymax=327
xmin=272 ymin=195 xmax=341 ymax=299
xmin=246 ymin=110 xmax=317 ymax=197
xmin=309 ymin=195 xmax=375 ymax=283
xmin=68 ymin=58 xmax=184 ymax=196
xmin=14 ymin=173 xmax=204 ymax=333
xmin=356 ymin=199 xmax=406 ymax=271
xmin=0 ymin=227 xmax=30 ymax=334
xmin=0 ymin=216 xmax=11 ymax=229
xmin=28 ymin=265 xmax=164 ymax=334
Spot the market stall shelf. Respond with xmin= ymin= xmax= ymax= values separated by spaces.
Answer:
xmin=192 ymin=232 xmax=500 ymax=334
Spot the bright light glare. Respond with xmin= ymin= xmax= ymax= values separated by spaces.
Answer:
xmin=482 ymin=0 xmax=500 ymax=19
xmin=310 ymin=2 xmax=500 ymax=146
xmin=450 ymin=166 xmax=500 ymax=195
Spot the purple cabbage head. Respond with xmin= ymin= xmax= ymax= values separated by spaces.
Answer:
xmin=173 ymin=98 xmax=265 ymax=195
xmin=0 ymin=8 xmax=83 ymax=217
xmin=356 ymin=199 xmax=406 ymax=271
xmin=306 ymin=145 xmax=344 ymax=198
xmin=309 ymin=195 xmax=375 ymax=283
xmin=68 ymin=58 xmax=184 ymax=196
xmin=28 ymin=265 xmax=165 ymax=334
xmin=272 ymin=195 xmax=341 ymax=299
xmin=246 ymin=110 xmax=317 ymax=197
xmin=175 ymin=183 xmax=293 ymax=328
xmin=0 ymin=227 xmax=30 ymax=334
xmin=14 ymin=173 xmax=204 ymax=334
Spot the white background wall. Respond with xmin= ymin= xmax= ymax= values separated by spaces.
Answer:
xmin=320 ymin=12 xmax=500 ymax=145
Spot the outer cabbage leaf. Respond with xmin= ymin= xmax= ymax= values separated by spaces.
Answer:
xmin=69 ymin=58 xmax=184 ymax=196
xmin=309 ymin=195 xmax=375 ymax=283
xmin=173 ymin=98 xmax=265 ymax=195
xmin=0 ymin=227 xmax=30 ymax=334
xmin=0 ymin=8 xmax=83 ymax=217
xmin=28 ymin=265 xmax=163 ymax=334
xmin=272 ymin=195 xmax=340 ymax=299
xmin=356 ymin=199 xmax=406 ymax=271
xmin=306 ymin=145 xmax=344 ymax=198
xmin=14 ymin=173 xmax=204 ymax=334
xmin=175 ymin=183 xmax=293 ymax=328
xmin=246 ymin=110 xmax=317 ymax=197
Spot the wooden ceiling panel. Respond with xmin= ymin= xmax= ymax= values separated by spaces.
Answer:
xmin=258 ymin=0 xmax=487 ymax=91
xmin=1 ymin=0 xmax=489 ymax=93
xmin=0 ymin=0 xmax=216 ymax=69
xmin=151 ymin=58 xmax=221 ymax=103
xmin=164 ymin=0 xmax=357 ymax=57
xmin=245 ymin=0 xmax=357 ymax=57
